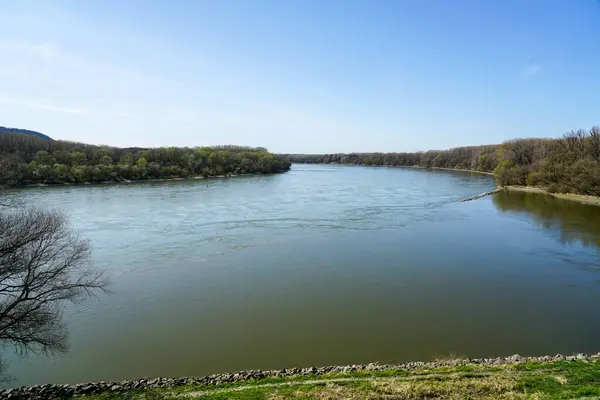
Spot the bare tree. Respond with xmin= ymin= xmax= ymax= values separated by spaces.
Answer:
xmin=503 ymin=139 xmax=536 ymax=165
xmin=0 ymin=201 xmax=107 ymax=371
xmin=588 ymin=126 xmax=600 ymax=161
xmin=558 ymin=129 xmax=587 ymax=159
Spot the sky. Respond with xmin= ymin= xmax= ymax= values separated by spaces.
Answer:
xmin=0 ymin=0 xmax=599 ymax=153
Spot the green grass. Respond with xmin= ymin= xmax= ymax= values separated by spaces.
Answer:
xmin=78 ymin=360 xmax=600 ymax=399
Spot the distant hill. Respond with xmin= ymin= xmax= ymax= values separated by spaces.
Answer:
xmin=0 ymin=126 xmax=52 ymax=140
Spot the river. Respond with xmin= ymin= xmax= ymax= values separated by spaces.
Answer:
xmin=3 ymin=164 xmax=600 ymax=386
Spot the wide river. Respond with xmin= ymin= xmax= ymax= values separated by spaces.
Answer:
xmin=4 ymin=164 xmax=600 ymax=386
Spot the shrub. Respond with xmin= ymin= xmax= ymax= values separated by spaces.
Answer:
xmin=494 ymin=160 xmax=528 ymax=186
xmin=569 ymin=159 xmax=600 ymax=196
xmin=526 ymin=171 xmax=542 ymax=186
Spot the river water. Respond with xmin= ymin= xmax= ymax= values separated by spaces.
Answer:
xmin=4 ymin=164 xmax=600 ymax=386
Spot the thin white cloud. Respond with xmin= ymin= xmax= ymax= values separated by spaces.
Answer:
xmin=0 ymin=96 xmax=82 ymax=114
xmin=521 ymin=64 xmax=542 ymax=79
xmin=0 ymin=39 xmax=182 ymax=89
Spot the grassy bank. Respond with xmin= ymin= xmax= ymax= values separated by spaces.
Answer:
xmin=75 ymin=358 xmax=600 ymax=400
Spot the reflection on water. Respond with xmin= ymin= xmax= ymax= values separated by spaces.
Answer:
xmin=493 ymin=191 xmax=600 ymax=249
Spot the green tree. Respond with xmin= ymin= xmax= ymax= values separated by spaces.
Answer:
xmin=119 ymin=152 xmax=133 ymax=166
xmin=34 ymin=150 xmax=57 ymax=166
xmin=136 ymin=157 xmax=148 ymax=168
xmin=71 ymin=152 xmax=87 ymax=166
xmin=72 ymin=165 xmax=90 ymax=182
xmin=54 ymin=164 xmax=72 ymax=183
xmin=494 ymin=160 xmax=528 ymax=186
xmin=100 ymin=155 xmax=113 ymax=166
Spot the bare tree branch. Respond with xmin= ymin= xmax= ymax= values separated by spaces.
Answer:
xmin=589 ymin=126 xmax=600 ymax=161
xmin=0 ymin=207 xmax=107 ymax=359
xmin=558 ymin=129 xmax=587 ymax=159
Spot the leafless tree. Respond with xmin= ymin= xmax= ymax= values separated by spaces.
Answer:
xmin=588 ymin=126 xmax=600 ymax=161
xmin=0 ymin=200 xmax=107 ymax=373
xmin=502 ymin=139 xmax=536 ymax=165
xmin=558 ymin=129 xmax=587 ymax=159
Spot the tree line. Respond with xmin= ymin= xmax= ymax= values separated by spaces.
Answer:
xmin=286 ymin=126 xmax=600 ymax=196
xmin=0 ymin=134 xmax=291 ymax=185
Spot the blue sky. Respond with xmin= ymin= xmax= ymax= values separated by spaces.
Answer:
xmin=1 ymin=0 xmax=599 ymax=153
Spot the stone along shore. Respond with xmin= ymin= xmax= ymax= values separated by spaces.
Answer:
xmin=2 ymin=352 xmax=599 ymax=399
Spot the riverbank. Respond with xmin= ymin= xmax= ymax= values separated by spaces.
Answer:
xmin=318 ymin=163 xmax=495 ymax=176
xmin=4 ymin=353 xmax=600 ymax=399
xmin=429 ymin=166 xmax=494 ymax=175
xmin=299 ymin=162 xmax=600 ymax=207
xmin=400 ymin=164 xmax=495 ymax=176
xmin=415 ymin=167 xmax=600 ymax=206
xmin=8 ymin=172 xmax=269 ymax=189
xmin=505 ymin=185 xmax=600 ymax=206
xmin=460 ymin=185 xmax=600 ymax=206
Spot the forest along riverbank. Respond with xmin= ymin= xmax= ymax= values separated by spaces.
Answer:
xmin=286 ymin=125 xmax=600 ymax=198
xmin=0 ymin=133 xmax=291 ymax=186
xmin=3 ymin=353 xmax=600 ymax=399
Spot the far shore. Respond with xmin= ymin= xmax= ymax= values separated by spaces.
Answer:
xmin=11 ymin=164 xmax=600 ymax=207
xmin=429 ymin=166 xmax=494 ymax=175
xmin=295 ymin=162 xmax=600 ymax=206
xmin=8 ymin=172 xmax=270 ymax=189
xmin=394 ymin=164 xmax=495 ymax=176
xmin=302 ymin=162 xmax=495 ymax=176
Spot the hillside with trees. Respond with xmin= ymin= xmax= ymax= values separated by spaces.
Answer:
xmin=0 ymin=126 xmax=52 ymax=140
xmin=0 ymin=133 xmax=291 ymax=185
xmin=286 ymin=126 xmax=600 ymax=196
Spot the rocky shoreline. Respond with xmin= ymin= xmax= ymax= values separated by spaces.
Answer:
xmin=460 ymin=187 xmax=503 ymax=202
xmin=2 ymin=353 xmax=599 ymax=399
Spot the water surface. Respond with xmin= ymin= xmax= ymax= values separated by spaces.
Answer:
xmin=5 ymin=164 xmax=600 ymax=386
